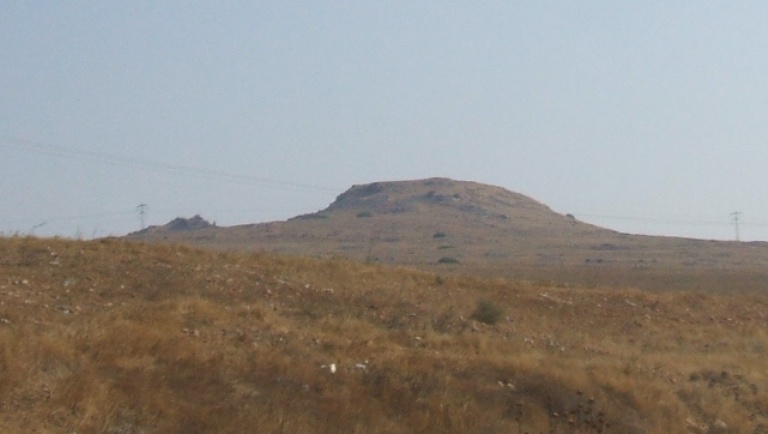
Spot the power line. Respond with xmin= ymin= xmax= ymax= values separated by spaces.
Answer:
xmin=573 ymin=211 xmax=768 ymax=241
xmin=1 ymin=203 xmax=319 ymax=226
xmin=0 ymin=135 xmax=339 ymax=193
xmin=4 ymin=135 xmax=768 ymax=237
xmin=0 ymin=210 xmax=138 ymax=226
xmin=573 ymin=213 xmax=731 ymax=227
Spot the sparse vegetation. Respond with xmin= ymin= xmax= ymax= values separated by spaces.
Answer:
xmin=438 ymin=256 xmax=460 ymax=264
xmin=356 ymin=211 xmax=373 ymax=218
xmin=2 ymin=236 xmax=768 ymax=433
xmin=433 ymin=231 xmax=447 ymax=238
xmin=470 ymin=299 xmax=504 ymax=325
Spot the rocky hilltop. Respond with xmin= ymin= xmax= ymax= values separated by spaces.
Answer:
xmin=324 ymin=178 xmax=552 ymax=217
xmin=130 ymin=214 xmax=214 ymax=236
xmin=291 ymin=178 xmax=586 ymax=231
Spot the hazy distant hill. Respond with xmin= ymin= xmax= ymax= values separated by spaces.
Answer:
xmin=128 ymin=177 xmax=768 ymax=292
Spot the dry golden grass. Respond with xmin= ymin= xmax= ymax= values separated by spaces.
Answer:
xmin=2 ymin=236 xmax=768 ymax=433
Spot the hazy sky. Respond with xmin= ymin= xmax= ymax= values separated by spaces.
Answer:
xmin=2 ymin=2 xmax=768 ymax=241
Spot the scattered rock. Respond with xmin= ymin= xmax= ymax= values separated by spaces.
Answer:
xmin=710 ymin=419 xmax=728 ymax=433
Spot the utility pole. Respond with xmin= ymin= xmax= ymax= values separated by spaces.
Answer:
xmin=137 ymin=203 xmax=148 ymax=230
xmin=730 ymin=211 xmax=741 ymax=241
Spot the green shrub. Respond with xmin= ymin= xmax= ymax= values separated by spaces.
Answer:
xmin=356 ymin=211 xmax=373 ymax=218
xmin=433 ymin=231 xmax=447 ymax=238
xmin=471 ymin=300 xmax=504 ymax=325
xmin=437 ymin=257 xmax=459 ymax=264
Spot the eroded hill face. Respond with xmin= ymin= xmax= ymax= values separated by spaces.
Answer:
xmin=3 ymin=236 xmax=768 ymax=433
xmin=128 ymin=178 xmax=768 ymax=293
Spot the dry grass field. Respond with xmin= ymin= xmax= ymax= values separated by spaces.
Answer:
xmin=2 ymin=236 xmax=768 ymax=433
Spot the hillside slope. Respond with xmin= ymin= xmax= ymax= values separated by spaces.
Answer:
xmin=2 ymin=236 xmax=768 ymax=433
xmin=128 ymin=178 xmax=768 ymax=292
